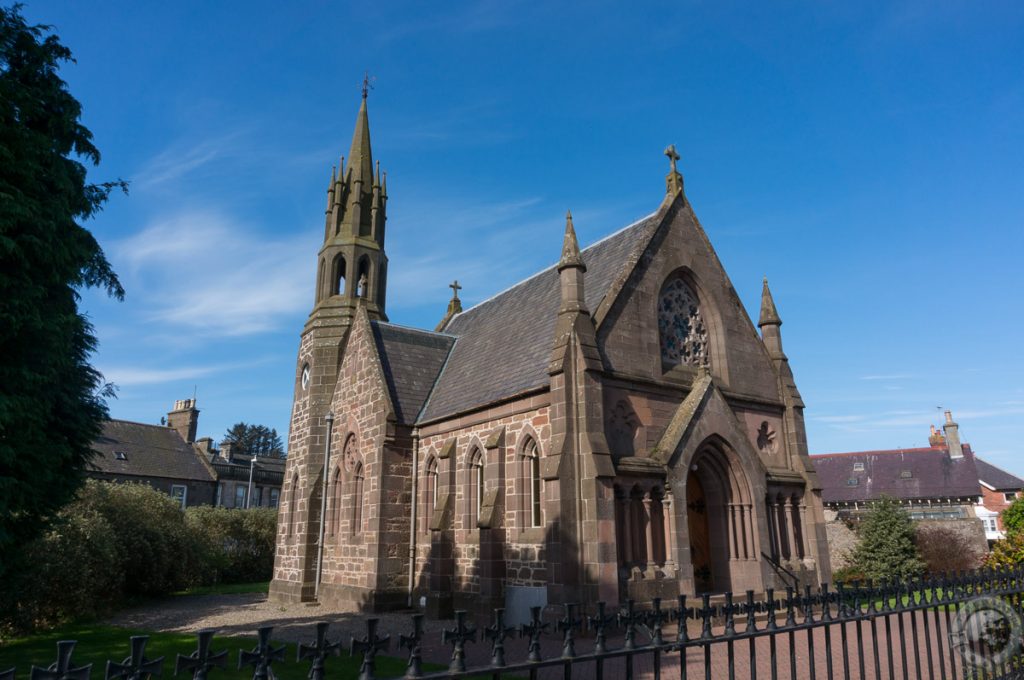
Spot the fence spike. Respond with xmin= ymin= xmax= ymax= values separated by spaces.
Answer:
xmin=30 ymin=641 xmax=91 ymax=680
xmin=238 ymin=627 xmax=285 ymax=680
xmin=520 ymin=606 xmax=548 ymax=663
xmin=297 ymin=622 xmax=340 ymax=680
xmin=441 ymin=611 xmax=475 ymax=674
xmin=350 ymin=618 xmax=389 ymax=680
xmin=174 ymin=631 xmax=226 ymax=680
xmin=589 ymin=602 xmax=616 ymax=653
xmin=398 ymin=614 xmax=424 ymax=678
xmin=484 ymin=608 xmax=516 ymax=668
xmin=105 ymin=636 xmax=163 ymax=680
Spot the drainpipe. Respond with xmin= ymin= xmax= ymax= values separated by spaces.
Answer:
xmin=246 ymin=455 xmax=256 ymax=508
xmin=408 ymin=430 xmax=420 ymax=607
xmin=314 ymin=410 xmax=334 ymax=601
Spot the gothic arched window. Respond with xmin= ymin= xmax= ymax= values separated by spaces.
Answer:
xmin=329 ymin=467 xmax=342 ymax=537
xmin=522 ymin=438 xmax=542 ymax=528
xmin=658 ymin=276 xmax=709 ymax=367
xmin=352 ymin=461 xmax=364 ymax=536
xmin=467 ymin=447 xmax=483 ymax=528
xmin=423 ymin=456 xmax=438 ymax=532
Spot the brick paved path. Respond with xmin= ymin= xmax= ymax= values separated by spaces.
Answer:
xmin=106 ymin=594 xmax=987 ymax=679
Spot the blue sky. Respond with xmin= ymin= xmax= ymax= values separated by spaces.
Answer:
xmin=24 ymin=1 xmax=1024 ymax=471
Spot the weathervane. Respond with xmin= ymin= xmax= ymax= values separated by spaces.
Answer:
xmin=361 ymin=71 xmax=376 ymax=99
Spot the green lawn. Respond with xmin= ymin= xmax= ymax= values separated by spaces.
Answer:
xmin=173 ymin=582 xmax=271 ymax=597
xmin=0 ymin=625 xmax=420 ymax=679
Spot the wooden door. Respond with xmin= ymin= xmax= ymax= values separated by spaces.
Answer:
xmin=686 ymin=472 xmax=713 ymax=592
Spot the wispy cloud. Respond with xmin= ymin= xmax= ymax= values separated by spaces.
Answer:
xmin=100 ymin=359 xmax=269 ymax=387
xmin=134 ymin=131 xmax=250 ymax=190
xmin=114 ymin=210 xmax=316 ymax=336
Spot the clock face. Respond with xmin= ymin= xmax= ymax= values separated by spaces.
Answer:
xmin=301 ymin=365 xmax=310 ymax=390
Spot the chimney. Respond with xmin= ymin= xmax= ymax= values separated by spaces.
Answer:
xmin=928 ymin=424 xmax=946 ymax=448
xmin=194 ymin=437 xmax=214 ymax=456
xmin=220 ymin=441 xmax=236 ymax=463
xmin=167 ymin=398 xmax=200 ymax=444
xmin=943 ymin=410 xmax=963 ymax=459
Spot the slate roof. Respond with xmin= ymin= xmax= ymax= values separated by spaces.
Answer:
xmin=416 ymin=213 xmax=657 ymax=423
xmin=209 ymin=450 xmax=286 ymax=483
xmin=371 ymin=322 xmax=456 ymax=424
xmin=975 ymin=457 xmax=1024 ymax=490
xmin=90 ymin=419 xmax=215 ymax=483
xmin=810 ymin=447 xmax=981 ymax=504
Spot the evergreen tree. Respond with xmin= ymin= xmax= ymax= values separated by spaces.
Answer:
xmin=1001 ymin=497 xmax=1024 ymax=536
xmin=0 ymin=5 xmax=125 ymax=574
xmin=850 ymin=496 xmax=924 ymax=581
xmin=222 ymin=422 xmax=285 ymax=458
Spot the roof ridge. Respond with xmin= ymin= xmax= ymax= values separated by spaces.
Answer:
xmin=107 ymin=418 xmax=177 ymax=431
xmin=450 ymin=211 xmax=657 ymax=320
xmin=976 ymin=456 xmax=1024 ymax=484
xmin=811 ymin=447 xmax=942 ymax=458
xmin=413 ymin=337 xmax=458 ymax=424
xmin=372 ymin=319 xmax=456 ymax=338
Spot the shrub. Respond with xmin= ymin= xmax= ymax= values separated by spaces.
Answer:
xmin=849 ymin=496 xmax=924 ymax=581
xmin=831 ymin=564 xmax=867 ymax=585
xmin=915 ymin=523 xmax=984 ymax=576
xmin=986 ymin=531 xmax=1024 ymax=570
xmin=1001 ymin=498 xmax=1024 ymax=537
xmin=186 ymin=506 xmax=278 ymax=585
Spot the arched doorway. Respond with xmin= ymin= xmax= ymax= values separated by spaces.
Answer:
xmin=686 ymin=472 xmax=712 ymax=591
xmin=685 ymin=442 xmax=757 ymax=594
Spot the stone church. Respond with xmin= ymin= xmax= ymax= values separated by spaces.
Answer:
xmin=269 ymin=92 xmax=832 ymax=617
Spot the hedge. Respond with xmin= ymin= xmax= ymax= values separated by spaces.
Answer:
xmin=0 ymin=480 xmax=277 ymax=634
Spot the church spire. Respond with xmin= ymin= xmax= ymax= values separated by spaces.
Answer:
xmin=313 ymin=87 xmax=389 ymax=320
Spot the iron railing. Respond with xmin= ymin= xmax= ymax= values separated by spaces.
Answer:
xmin=5 ymin=566 xmax=1024 ymax=680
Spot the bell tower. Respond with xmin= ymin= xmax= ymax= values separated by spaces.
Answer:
xmin=313 ymin=84 xmax=389 ymax=320
xmin=270 ymin=86 xmax=390 ymax=604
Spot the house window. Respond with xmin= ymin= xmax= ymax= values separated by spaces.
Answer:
xmin=269 ymin=488 xmax=279 ymax=508
xmin=1005 ymin=492 xmax=1018 ymax=502
xmin=253 ymin=487 xmax=262 ymax=507
xmin=846 ymin=478 xmax=859 ymax=486
xmin=170 ymin=485 xmax=187 ymax=509
xmin=657 ymin=275 xmax=708 ymax=367
xmin=235 ymin=485 xmax=247 ymax=508
xmin=853 ymin=462 xmax=865 ymax=472
xmin=900 ymin=470 xmax=913 ymax=479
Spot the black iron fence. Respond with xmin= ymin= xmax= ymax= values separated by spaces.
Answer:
xmin=6 ymin=567 xmax=1024 ymax=680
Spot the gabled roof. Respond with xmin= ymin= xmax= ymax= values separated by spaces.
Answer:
xmin=975 ymin=457 xmax=1024 ymax=491
xmin=90 ymin=420 xmax=215 ymax=483
xmin=417 ymin=213 xmax=657 ymax=423
xmin=371 ymin=321 xmax=455 ymax=425
xmin=810 ymin=447 xmax=980 ymax=504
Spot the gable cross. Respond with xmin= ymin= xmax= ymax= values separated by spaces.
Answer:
xmin=449 ymin=280 xmax=462 ymax=299
xmin=105 ymin=636 xmax=164 ymax=680
xmin=664 ymin=144 xmax=680 ymax=173
xmin=238 ymin=627 xmax=286 ymax=680
xmin=175 ymin=630 xmax=228 ymax=680
xmin=30 ymin=641 xmax=91 ymax=680
xmin=297 ymin=622 xmax=340 ymax=680
xmin=664 ymin=144 xmax=684 ymax=195
xmin=350 ymin=618 xmax=389 ymax=680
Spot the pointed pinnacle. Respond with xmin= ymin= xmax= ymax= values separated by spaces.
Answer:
xmin=758 ymin=277 xmax=782 ymax=327
xmin=558 ymin=210 xmax=585 ymax=271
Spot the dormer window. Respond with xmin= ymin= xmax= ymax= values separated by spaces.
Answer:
xmin=114 ymin=451 xmax=128 ymax=461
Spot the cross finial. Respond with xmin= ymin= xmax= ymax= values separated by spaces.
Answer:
xmin=664 ymin=144 xmax=684 ymax=196
xmin=665 ymin=144 xmax=680 ymax=171
xmin=361 ymin=71 xmax=375 ymax=99
xmin=449 ymin=280 xmax=462 ymax=299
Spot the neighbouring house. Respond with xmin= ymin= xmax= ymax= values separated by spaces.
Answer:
xmin=270 ymin=91 xmax=832 ymax=620
xmin=207 ymin=442 xmax=286 ymax=509
xmin=810 ymin=411 xmax=989 ymax=568
xmin=971 ymin=457 xmax=1024 ymax=542
xmin=89 ymin=398 xmax=285 ymax=510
